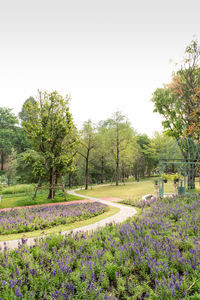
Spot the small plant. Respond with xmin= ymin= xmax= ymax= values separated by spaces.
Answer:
xmin=154 ymin=179 xmax=158 ymax=185
xmin=169 ymin=173 xmax=184 ymax=184
xmin=161 ymin=173 xmax=169 ymax=183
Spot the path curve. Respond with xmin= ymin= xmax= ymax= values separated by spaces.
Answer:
xmin=0 ymin=189 xmax=137 ymax=250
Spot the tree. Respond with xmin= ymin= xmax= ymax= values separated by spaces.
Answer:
xmin=22 ymin=90 xmax=76 ymax=199
xmin=0 ymin=107 xmax=18 ymax=170
xmin=136 ymin=134 xmax=155 ymax=177
xmin=152 ymin=40 xmax=200 ymax=146
xmin=89 ymin=122 xmax=114 ymax=184
xmin=151 ymin=40 xmax=200 ymax=188
xmin=120 ymin=139 xmax=139 ymax=183
xmin=170 ymin=41 xmax=200 ymax=143
xmin=78 ymin=120 xmax=96 ymax=190
xmin=104 ymin=111 xmax=135 ymax=186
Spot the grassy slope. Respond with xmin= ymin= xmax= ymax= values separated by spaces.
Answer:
xmin=0 ymin=190 xmax=83 ymax=209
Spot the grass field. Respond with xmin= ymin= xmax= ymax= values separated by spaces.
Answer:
xmin=77 ymin=179 xmax=200 ymax=200
xmin=77 ymin=179 xmax=171 ymax=200
xmin=0 ymin=190 xmax=82 ymax=209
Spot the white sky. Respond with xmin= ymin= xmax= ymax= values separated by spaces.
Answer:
xmin=0 ymin=0 xmax=199 ymax=136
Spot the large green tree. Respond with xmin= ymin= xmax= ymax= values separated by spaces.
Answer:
xmin=22 ymin=90 xmax=76 ymax=199
xmin=151 ymin=40 xmax=200 ymax=149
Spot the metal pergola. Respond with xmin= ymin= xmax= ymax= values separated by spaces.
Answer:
xmin=157 ymin=137 xmax=200 ymax=197
xmin=158 ymin=158 xmax=200 ymax=197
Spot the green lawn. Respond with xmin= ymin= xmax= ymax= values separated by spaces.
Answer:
xmin=77 ymin=179 xmax=200 ymax=200
xmin=0 ymin=190 xmax=82 ymax=209
xmin=77 ymin=179 xmax=172 ymax=200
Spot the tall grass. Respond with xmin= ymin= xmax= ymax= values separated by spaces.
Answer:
xmin=2 ymin=184 xmax=35 ymax=194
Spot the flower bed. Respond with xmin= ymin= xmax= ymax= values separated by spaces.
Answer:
xmin=0 ymin=194 xmax=200 ymax=299
xmin=0 ymin=202 xmax=108 ymax=235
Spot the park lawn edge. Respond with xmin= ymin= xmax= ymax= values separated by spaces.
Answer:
xmin=0 ymin=205 xmax=120 ymax=242
xmin=0 ymin=192 xmax=83 ymax=209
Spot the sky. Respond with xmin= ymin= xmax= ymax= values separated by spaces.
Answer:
xmin=0 ymin=0 xmax=200 ymax=136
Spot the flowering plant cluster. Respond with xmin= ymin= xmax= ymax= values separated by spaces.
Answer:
xmin=0 ymin=202 xmax=108 ymax=235
xmin=0 ymin=194 xmax=200 ymax=299
xmin=121 ymin=196 xmax=157 ymax=208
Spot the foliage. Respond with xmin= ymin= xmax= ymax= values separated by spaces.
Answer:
xmin=5 ymin=149 xmax=17 ymax=185
xmin=15 ymin=150 xmax=41 ymax=183
xmin=161 ymin=173 xmax=184 ymax=183
xmin=1 ymin=194 xmax=200 ymax=298
xmin=136 ymin=134 xmax=156 ymax=178
xmin=151 ymin=40 xmax=200 ymax=147
xmin=0 ymin=175 xmax=7 ymax=186
xmin=18 ymin=96 xmax=37 ymax=122
xmin=0 ymin=202 xmax=108 ymax=235
xmin=170 ymin=41 xmax=200 ymax=143
xmin=169 ymin=173 xmax=184 ymax=183
xmin=161 ymin=173 xmax=169 ymax=181
xmin=151 ymin=41 xmax=200 ymax=190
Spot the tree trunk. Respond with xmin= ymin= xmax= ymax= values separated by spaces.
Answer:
xmin=85 ymin=151 xmax=89 ymax=190
xmin=122 ymin=167 xmax=125 ymax=185
xmin=69 ymin=172 xmax=73 ymax=188
xmin=48 ymin=168 xmax=54 ymax=199
xmin=33 ymin=177 xmax=41 ymax=200
xmin=187 ymin=163 xmax=195 ymax=190
xmin=1 ymin=151 xmax=4 ymax=170
xmin=53 ymin=174 xmax=58 ymax=198
xmin=116 ymin=124 xmax=119 ymax=186
xmin=100 ymin=157 xmax=104 ymax=184
xmin=59 ymin=174 xmax=67 ymax=200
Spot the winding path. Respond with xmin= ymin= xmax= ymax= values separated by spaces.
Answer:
xmin=0 ymin=189 xmax=137 ymax=250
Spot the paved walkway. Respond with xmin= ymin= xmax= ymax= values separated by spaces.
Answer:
xmin=0 ymin=189 xmax=137 ymax=250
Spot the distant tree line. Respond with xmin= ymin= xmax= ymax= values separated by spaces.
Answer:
xmin=0 ymin=93 xmax=181 ymax=198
